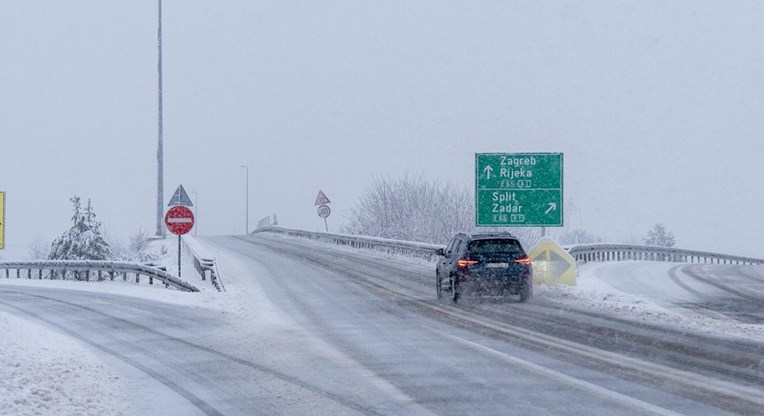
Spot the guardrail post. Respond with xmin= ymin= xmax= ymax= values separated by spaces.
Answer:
xmin=136 ymin=273 xmax=140 ymax=284
xmin=149 ymin=275 xmax=153 ymax=285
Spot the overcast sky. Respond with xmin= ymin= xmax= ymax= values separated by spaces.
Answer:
xmin=1 ymin=1 xmax=762 ymax=258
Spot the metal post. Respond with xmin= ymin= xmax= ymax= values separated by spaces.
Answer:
xmin=178 ymin=234 xmax=182 ymax=278
xmin=241 ymin=165 xmax=249 ymax=234
xmin=324 ymin=217 xmax=328 ymax=232
xmin=156 ymin=0 xmax=165 ymax=237
xmin=191 ymin=191 xmax=198 ymax=236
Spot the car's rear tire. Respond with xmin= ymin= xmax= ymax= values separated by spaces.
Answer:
xmin=436 ymin=272 xmax=443 ymax=299
xmin=450 ymin=274 xmax=460 ymax=303
xmin=518 ymin=282 xmax=532 ymax=303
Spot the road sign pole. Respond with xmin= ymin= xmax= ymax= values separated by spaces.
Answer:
xmin=178 ymin=235 xmax=181 ymax=278
xmin=324 ymin=217 xmax=328 ymax=232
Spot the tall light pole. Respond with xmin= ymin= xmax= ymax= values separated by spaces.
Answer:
xmin=155 ymin=0 xmax=165 ymax=237
xmin=191 ymin=191 xmax=198 ymax=236
xmin=240 ymin=165 xmax=249 ymax=235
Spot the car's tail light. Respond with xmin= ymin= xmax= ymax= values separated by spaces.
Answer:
xmin=457 ymin=259 xmax=479 ymax=268
xmin=514 ymin=257 xmax=532 ymax=265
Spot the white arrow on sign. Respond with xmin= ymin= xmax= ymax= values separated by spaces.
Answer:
xmin=545 ymin=203 xmax=557 ymax=214
xmin=483 ymin=165 xmax=494 ymax=179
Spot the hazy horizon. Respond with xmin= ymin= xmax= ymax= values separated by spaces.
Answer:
xmin=1 ymin=1 xmax=762 ymax=258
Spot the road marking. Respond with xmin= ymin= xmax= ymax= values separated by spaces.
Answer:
xmin=418 ymin=323 xmax=685 ymax=416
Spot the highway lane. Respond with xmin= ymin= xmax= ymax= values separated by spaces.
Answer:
xmin=0 ymin=286 xmax=435 ymax=415
xmin=0 ymin=234 xmax=760 ymax=415
xmin=232 ymin=234 xmax=763 ymax=386
xmin=205 ymin=234 xmax=762 ymax=415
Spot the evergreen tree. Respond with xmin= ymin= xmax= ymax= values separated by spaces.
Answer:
xmin=49 ymin=196 xmax=112 ymax=261
xmin=642 ymin=223 xmax=676 ymax=247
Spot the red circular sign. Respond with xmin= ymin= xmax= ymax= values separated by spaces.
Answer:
xmin=317 ymin=204 xmax=331 ymax=218
xmin=165 ymin=205 xmax=195 ymax=235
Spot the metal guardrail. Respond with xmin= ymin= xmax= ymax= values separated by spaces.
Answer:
xmin=567 ymin=244 xmax=764 ymax=266
xmin=253 ymin=226 xmax=764 ymax=266
xmin=0 ymin=260 xmax=200 ymax=292
xmin=252 ymin=226 xmax=443 ymax=260
xmin=181 ymin=235 xmax=225 ymax=292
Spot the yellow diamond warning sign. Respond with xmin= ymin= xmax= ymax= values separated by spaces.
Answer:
xmin=528 ymin=237 xmax=576 ymax=286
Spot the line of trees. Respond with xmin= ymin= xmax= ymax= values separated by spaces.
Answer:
xmin=36 ymin=187 xmax=675 ymax=262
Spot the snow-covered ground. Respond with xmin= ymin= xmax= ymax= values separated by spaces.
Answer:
xmin=0 ymin=235 xmax=761 ymax=415
xmin=539 ymin=262 xmax=763 ymax=340
xmin=0 ymin=305 xmax=130 ymax=416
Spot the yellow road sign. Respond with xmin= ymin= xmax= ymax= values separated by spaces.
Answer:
xmin=528 ymin=236 xmax=576 ymax=286
xmin=0 ymin=192 xmax=4 ymax=250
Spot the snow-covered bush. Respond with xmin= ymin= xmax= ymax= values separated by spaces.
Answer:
xmin=554 ymin=228 xmax=603 ymax=245
xmin=642 ymin=223 xmax=676 ymax=247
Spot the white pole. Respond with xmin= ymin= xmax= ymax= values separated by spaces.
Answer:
xmin=241 ymin=165 xmax=249 ymax=234
xmin=155 ymin=0 xmax=165 ymax=237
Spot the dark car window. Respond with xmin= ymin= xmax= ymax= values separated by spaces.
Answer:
xmin=445 ymin=238 xmax=458 ymax=255
xmin=453 ymin=239 xmax=464 ymax=254
xmin=468 ymin=239 xmax=524 ymax=255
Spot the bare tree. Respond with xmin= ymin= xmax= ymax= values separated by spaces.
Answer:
xmin=643 ymin=223 xmax=676 ymax=247
xmin=28 ymin=235 xmax=50 ymax=260
xmin=342 ymin=174 xmax=549 ymax=249
xmin=343 ymin=175 xmax=473 ymax=244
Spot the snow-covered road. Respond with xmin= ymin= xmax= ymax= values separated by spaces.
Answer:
xmin=0 ymin=234 xmax=761 ymax=415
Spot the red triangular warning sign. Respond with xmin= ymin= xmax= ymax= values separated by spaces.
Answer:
xmin=314 ymin=190 xmax=331 ymax=206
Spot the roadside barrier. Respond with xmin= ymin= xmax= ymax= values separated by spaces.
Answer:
xmin=181 ymin=235 xmax=225 ymax=292
xmin=252 ymin=226 xmax=764 ymax=266
xmin=252 ymin=226 xmax=443 ymax=260
xmin=0 ymin=260 xmax=199 ymax=292
xmin=567 ymin=244 xmax=763 ymax=266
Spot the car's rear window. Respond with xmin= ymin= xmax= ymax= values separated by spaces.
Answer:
xmin=468 ymin=239 xmax=524 ymax=255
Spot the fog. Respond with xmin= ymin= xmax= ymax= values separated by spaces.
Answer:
xmin=1 ymin=1 xmax=762 ymax=258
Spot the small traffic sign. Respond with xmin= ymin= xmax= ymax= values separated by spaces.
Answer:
xmin=475 ymin=153 xmax=563 ymax=227
xmin=314 ymin=190 xmax=331 ymax=206
xmin=165 ymin=205 xmax=195 ymax=235
xmin=168 ymin=184 xmax=194 ymax=207
xmin=317 ymin=204 xmax=331 ymax=218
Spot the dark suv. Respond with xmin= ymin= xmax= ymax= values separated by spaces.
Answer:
xmin=435 ymin=232 xmax=533 ymax=303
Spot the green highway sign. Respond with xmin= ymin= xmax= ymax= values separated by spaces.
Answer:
xmin=475 ymin=153 xmax=563 ymax=227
